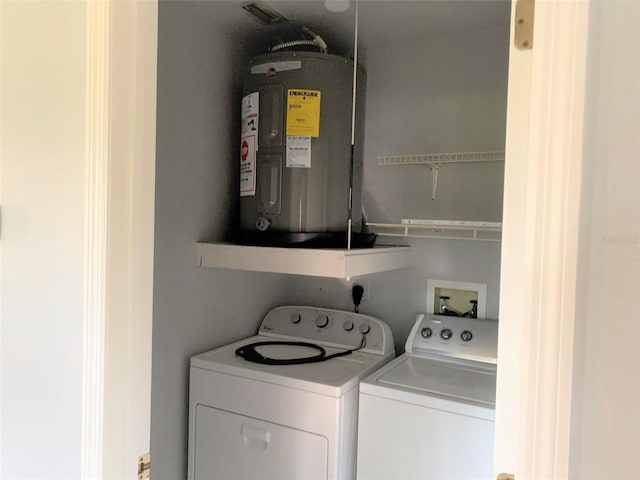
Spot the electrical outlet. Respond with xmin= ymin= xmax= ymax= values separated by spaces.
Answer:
xmin=350 ymin=279 xmax=369 ymax=303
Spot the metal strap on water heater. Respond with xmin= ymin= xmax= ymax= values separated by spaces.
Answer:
xmin=347 ymin=0 xmax=360 ymax=250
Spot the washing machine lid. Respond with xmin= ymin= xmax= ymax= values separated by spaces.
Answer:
xmin=191 ymin=335 xmax=393 ymax=398
xmin=378 ymin=355 xmax=496 ymax=404
xmin=360 ymin=354 xmax=496 ymax=419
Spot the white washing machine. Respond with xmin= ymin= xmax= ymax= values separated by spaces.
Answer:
xmin=188 ymin=305 xmax=395 ymax=480
xmin=357 ymin=313 xmax=498 ymax=480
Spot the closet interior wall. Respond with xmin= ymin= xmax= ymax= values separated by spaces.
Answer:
xmin=151 ymin=3 xmax=291 ymax=478
xmin=281 ymin=25 xmax=510 ymax=353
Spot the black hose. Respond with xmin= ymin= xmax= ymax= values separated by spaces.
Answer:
xmin=235 ymin=340 xmax=359 ymax=365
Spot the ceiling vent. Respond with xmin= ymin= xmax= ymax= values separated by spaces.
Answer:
xmin=242 ymin=1 xmax=288 ymax=25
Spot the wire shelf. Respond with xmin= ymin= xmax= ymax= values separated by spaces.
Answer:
xmin=377 ymin=151 xmax=505 ymax=166
xmin=367 ymin=220 xmax=503 ymax=242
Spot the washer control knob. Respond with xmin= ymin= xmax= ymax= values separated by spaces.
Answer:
xmin=290 ymin=313 xmax=302 ymax=324
xmin=421 ymin=327 xmax=433 ymax=339
xmin=440 ymin=328 xmax=453 ymax=340
xmin=359 ymin=323 xmax=371 ymax=335
xmin=461 ymin=330 xmax=473 ymax=342
xmin=315 ymin=314 xmax=329 ymax=328
xmin=343 ymin=320 xmax=354 ymax=332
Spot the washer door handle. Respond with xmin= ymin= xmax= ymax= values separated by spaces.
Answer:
xmin=241 ymin=424 xmax=271 ymax=450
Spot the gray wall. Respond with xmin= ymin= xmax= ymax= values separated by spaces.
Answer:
xmin=152 ymin=3 xmax=509 ymax=476
xmin=569 ymin=1 xmax=640 ymax=478
xmin=282 ymin=28 xmax=509 ymax=353
xmin=151 ymin=3 xmax=291 ymax=478
xmin=363 ymin=29 xmax=508 ymax=222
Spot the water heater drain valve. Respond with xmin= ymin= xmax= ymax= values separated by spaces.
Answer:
xmin=256 ymin=217 xmax=272 ymax=231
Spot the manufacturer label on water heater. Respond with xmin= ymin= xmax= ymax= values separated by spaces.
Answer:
xmin=286 ymin=89 xmax=321 ymax=137
xmin=240 ymin=92 xmax=259 ymax=197
xmin=286 ymin=136 xmax=311 ymax=168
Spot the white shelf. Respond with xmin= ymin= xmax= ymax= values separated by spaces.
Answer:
xmin=367 ymin=220 xmax=502 ymax=242
xmin=196 ymin=243 xmax=411 ymax=279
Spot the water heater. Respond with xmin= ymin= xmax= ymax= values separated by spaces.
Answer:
xmin=238 ymin=51 xmax=372 ymax=247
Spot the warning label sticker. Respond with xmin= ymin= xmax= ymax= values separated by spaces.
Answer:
xmin=240 ymin=135 xmax=256 ymax=196
xmin=286 ymin=89 xmax=321 ymax=137
xmin=286 ymin=136 xmax=311 ymax=168
xmin=240 ymin=92 xmax=258 ymax=196
xmin=241 ymin=92 xmax=259 ymax=139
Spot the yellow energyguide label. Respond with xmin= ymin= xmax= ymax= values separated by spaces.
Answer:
xmin=286 ymin=89 xmax=321 ymax=137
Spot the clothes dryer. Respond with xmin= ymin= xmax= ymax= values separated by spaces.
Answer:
xmin=357 ymin=314 xmax=498 ymax=480
xmin=188 ymin=305 xmax=395 ymax=480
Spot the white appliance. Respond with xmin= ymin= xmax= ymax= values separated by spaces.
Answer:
xmin=188 ymin=305 xmax=395 ymax=480
xmin=357 ymin=313 xmax=498 ymax=480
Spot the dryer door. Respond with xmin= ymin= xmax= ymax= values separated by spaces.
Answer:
xmin=194 ymin=404 xmax=328 ymax=480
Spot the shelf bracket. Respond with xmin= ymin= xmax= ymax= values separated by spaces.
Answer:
xmin=430 ymin=164 xmax=440 ymax=200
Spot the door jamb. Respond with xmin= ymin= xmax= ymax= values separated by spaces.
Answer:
xmin=494 ymin=1 xmax=591 ymax=478
xmin=82 ymin=1 xmax=158 ymax=478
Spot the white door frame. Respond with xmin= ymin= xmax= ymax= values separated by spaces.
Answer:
xmin=495 ymin=1 xmax=590 ymax=478
xmin=82 ymin=1 xmax=110 ymax=477
xmin=82 ymin=1 xmax=158 ymax=478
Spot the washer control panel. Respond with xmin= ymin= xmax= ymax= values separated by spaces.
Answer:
xmin=405 ymin=314 xmax=498 ymax=364
xmin=258 ymin=306 xmax=394 ymax=356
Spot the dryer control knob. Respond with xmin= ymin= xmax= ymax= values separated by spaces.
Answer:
xmin=461 ymin=330 xmax=473 ymax=342
xmin=343 ymin=320 xmax=354 ymax=331
xmin=315 ymin=314 xmax=329 ymax=328
xmin=359 ymin=323 xmax=371 ymax=335
xmin=290 ymin=313 xmax=302 ymax=324
xmin=421 ymin=327 xmax=433 ymax=338
xmin=440 ymin=328 xmax=453 ymax=340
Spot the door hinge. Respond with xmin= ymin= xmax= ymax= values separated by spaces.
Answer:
xmin=138 ymin=452 xmax=150 ymax=480
xmin=514 ymin=0 xmax=535 ymax=50
xmin=497 ymin=474 xmax=515 ymax=480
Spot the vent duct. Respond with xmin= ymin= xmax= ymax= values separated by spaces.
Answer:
xmin=241 ymin=1 xmax=288 ymax=25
